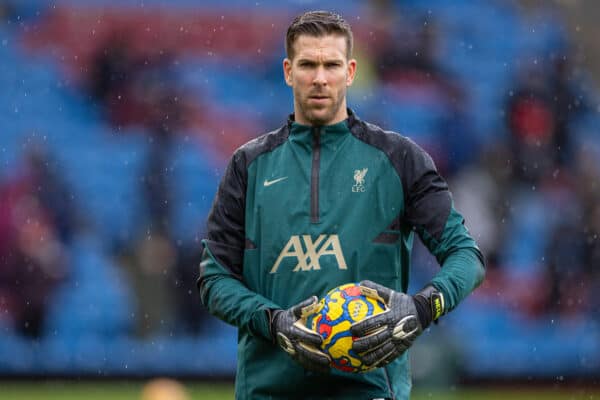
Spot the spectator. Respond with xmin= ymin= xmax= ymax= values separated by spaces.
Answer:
xmin=23 ymin=143 xmax=82 ymax=243
xmin=120 ymin=227 xmax=177 ymax=338
xmin=142 ymin=127 xmax=174 ymax=234
xmin=88 ymin=31 xmax=188 ymax=132
xmin=505 ymin=49 xmax=587 ymax=183
xmin=375 ymin=14 xmax=463 ymax=105
xmin=119 ymin=126 xmax=177 ymax=337
xmin=88 ymin=30 xmax=138 ymax=121
xmin=0 ymin=143 xmax=71 ymax=337
xmin=366 ymin=6 xmax=475 ymax=175
xmin=172 ymin=244 xmax=206 ymax=335
xmin=548 ymin=50 xmax=589 ymax=165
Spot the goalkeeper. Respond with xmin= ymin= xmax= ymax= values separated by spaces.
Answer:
xmin=197 ymin=10 xmax=485 ymax=400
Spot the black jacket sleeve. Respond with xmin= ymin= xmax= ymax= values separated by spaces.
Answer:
xmin=401 ymin=138 xmax=485 ymax=312
xmin=198 ymin=149 xmax=280 ymax=340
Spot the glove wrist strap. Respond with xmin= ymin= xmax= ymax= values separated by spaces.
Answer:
xmin=267 ymin=308 xmax=283 ymax=343
xmin=413 ymin=285 xmax=445 ymax=329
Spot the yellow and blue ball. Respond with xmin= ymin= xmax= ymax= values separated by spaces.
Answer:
xmin=309 ymin=283 xmax=386 ymax=373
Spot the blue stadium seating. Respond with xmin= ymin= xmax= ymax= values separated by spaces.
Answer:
xmin=44 ymin=235 xmax=135 ymax=339
xmin=169 ymin=136 xmax=222 ymax=242
xmin=0 ymin=0 xmax=598 ymax=379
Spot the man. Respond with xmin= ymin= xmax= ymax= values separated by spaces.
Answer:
xmin=198 ymin=10 xmax=485 ymax=400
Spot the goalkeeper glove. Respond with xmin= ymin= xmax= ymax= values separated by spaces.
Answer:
xmin=350 ymin=280 xmax=445 ymax=369
xmin=270 ymin=296 xmax=331 ymax=373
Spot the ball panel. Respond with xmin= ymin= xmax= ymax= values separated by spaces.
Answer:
xmin=324 ymin=290 xmax=346 ymax=321
xmin=347 ymin=298 xmax=370 ymax=322
xmin=321 ymin=320 xmax=351 ymax=347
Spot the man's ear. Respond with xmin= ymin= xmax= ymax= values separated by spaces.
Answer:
xmin=346 ymin=58 xmax=357 ymax=87
xmin=283 ymin=58 xmax=293 ymax=87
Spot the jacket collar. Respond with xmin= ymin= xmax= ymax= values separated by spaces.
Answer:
xmin=286 ymin=108 xmax=360 ymax=131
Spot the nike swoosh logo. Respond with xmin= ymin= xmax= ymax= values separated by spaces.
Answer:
xmin=264 ymin=177 xmax=288 ymax=187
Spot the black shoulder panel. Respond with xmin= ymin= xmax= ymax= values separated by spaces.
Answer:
xmin=238 ymin=125 xmax=291 ymax=169
xmin=348 ymin=114 xmax=451 ymax=242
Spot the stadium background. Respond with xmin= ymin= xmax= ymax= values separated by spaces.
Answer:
xmin=1 ymin=0 xmax=600 ymax=398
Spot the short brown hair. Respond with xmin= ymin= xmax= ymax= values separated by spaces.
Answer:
xmin=285 ymin=10 xmax=353 ymax=60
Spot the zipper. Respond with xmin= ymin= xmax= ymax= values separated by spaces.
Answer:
xmin=383 ymin=366 xmax=395 ymax=400
xmin=310 ymin=126 xmax=321 ymax=223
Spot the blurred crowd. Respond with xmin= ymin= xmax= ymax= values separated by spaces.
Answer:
xmin=0 ymin=144 xmax=73 ymax=337
xmin=468 ymin=50 xmax=600 ymax=320
xmin=0 ymin=0 xmax=599 ymax=378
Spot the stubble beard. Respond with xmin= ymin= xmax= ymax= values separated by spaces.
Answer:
xmin=295 ymin=89 xmax=346 ymax=126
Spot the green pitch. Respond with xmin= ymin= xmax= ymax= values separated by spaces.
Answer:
xmin=0 ymin=381 xmax=233 ymax=400
xmin=1 ymin=381 xmax=599 ymax=399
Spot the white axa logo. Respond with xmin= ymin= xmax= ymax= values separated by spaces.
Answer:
xmin=352 ymin=168 xmax=368 ymax=192
xmin=270 ymin=234 xmax=348 ymax=273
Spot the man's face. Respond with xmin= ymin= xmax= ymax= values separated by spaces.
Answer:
xmin=283 ymin=34 xmax=356 ymax=126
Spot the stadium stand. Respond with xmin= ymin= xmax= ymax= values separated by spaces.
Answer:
xmin=0 ymin=0 xmax=598 ymax=381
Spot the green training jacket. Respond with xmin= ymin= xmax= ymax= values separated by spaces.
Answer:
xmin=198 ymin=109 xmax=485 ymax=400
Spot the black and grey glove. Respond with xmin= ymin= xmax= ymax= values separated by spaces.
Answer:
xmin=270 ymin=296 xmax=331 ymax=373
xmin=350 ymin=280 xmax=445 ymax=370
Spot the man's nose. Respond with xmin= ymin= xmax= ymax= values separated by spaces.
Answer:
xmin=313 ymin=66 xmax=327 ymax=86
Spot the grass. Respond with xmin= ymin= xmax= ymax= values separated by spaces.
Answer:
xmin=413 ymin=388 xmax=600 ymax=400
xmin=0 ymin=381 xmax=233 ymax=400
xmin=1 ymin=381 xmax=599 ymax=399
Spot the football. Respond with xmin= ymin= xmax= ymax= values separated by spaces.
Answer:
xmin=309 ymin=283 xmax=387 ymax=373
